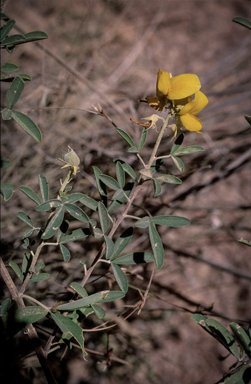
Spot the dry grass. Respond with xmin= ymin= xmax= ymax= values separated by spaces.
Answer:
xmin=1 ymin=1 xmax=251 ymax=383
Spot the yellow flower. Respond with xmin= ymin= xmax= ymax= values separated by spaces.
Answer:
xmin=146 ymin=68 xmax=201 ymax=111
xmin=60 ymin=146 xmax=80 ymax=175
xmin=177 ymin=91 xmax=208 ymax=134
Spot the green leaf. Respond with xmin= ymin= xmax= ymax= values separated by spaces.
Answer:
xmin=9 ymin=262 xmax=23 ymax=281
xmin=0 ymin=19 xmax=15 ymax=42
xmin=127 ymin=146 xmax=138 ymax=153
xmin=22 ymin=228 xmax=34 ymax=239
xmin=11 ymin=110 xmax=42 ymax=142
xmin=22 ymin=31 xmax=48 ymax=43
xmin=149 ymin=223 xmax=164 ymax=269
xmin=63 ymin=193 xmax=85 ymax=204
xmin=229 ymin=322 xmax=251 ymax=357
xmin=115 ymin=127 xmax=136 ymax=147
xmin=51 ymin=312 xmax=87 ymax=356
xmin=150 ymin=215 xmax=190 ymax=227
xmin=0 ymin=183 xmax=14 ymax=200
xmin=232 ymin=17 xmax=251 ymax=30
xmin=99 ymin=174 xmax=120 ymax=191
xmin=108 ymin=180 xmax=134 ymax=212
xmin=59 ymin=244 xmax=71 ymax=262
xmin=150 ymin=159 xmax=163 ymax=173
xmin=205 ymin=318 xmax=240 ymax=359
xmin=171 ymin=155 xmax=184 ymax=172
xmin=41 ymin=206 xmax=64 ymax=240
xmin=0 ymin=73 xmax=31 ymax=82
xmin=1 ymin=31 xmax=48 ymax=47
xmin=101 ymin=290 xmax=125 ymax=303
xmin=70 ymin=282 xmax=88 ymax=298
xmin=111 ymin=189 xmax=125 ymax=201
xmin=221 ymin=367 xmax=251 ymax=383
xmin=110 ymin=227 xmax=134 ymax=261
xmin=91 ymin=304 xmax=106 ymax=319
xmin=1 ymin=107 xmax=12 ymax=120
xmin=1 ymin=33 xmax=26 ymax=47
xmin=104 ymin=236 xmax=114 ymax=260
xmin=170 ymin=133 xmax=184 ymax=154
xmin=135 ymin=216 xmax=150 ymax=228
xmin=60 ymin=228 xmax=89 ymax=244
xmin=13 ymin=306 xmax=48 ymax=325
xmin=38 ymin=174 xmax=49 ymax=203
xmin=174 ymin=146 xmax=204 ymax=156
xmin=79 ymin=194 xmax=98 ymax=211
xmin=64 ymin=203 xmax=89 ymax=223
xmin=113 ymin=252 xmax=154 ymax=265
xmin=98 ymin=202 xmax=109 ymax=234
xmin=34 ymin=262 xmax=45 ymax=273
xmin=245 ymin=115 xmax=251 ymax=126
xmin=153 ymin=178 xmax=162 ymax=197
xmin=93 ymin=166 xmax=107 ymax=206
xmin=0 ymin=62 xmax=19 ymax=73
xmin=36 ymin=199 xmax=62 ymax=211
xmin=121 ymin=162 xmax=136 ymax=180
xmin=22 ymin=253 xmax=31 ymax=274
xmin=116 ymin=161 xmax=125 ymax=188
xmin=155 ymin=174 xmax=182 ymax=184
xmin=1 ymin=12 xmax=8 ymax=20
xmin=16 ymin=211 xmax=34 ymax=227
xmin=29 ymin=273 xmax=50 ymax=282
xmin=111 ymin=263 xmax=128 ymax=293
xmin=1 ymin=158 xmax=11 ymax=168
xmin=7 ymin=76 xmax=25 ymax=109
xmin=0 ymin=298 xmax=12 ymax=315
xmin=57 ymin=291 xmax=110 ymax=311
xmin=19 ymin=186 xmax=41 ymax=205
xmin=139 ymin=168 xmax=153 ymax=179
xmin=138 ymin=128 xmax=148 ymax=151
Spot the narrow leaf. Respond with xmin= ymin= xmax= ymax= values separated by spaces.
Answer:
xmin=139 ymin=169 xmax=153 ymax=179
xmin=0 ymin=298 xmax=12 ymax=315
xmin=111 ymin=263 xmax=128 ymax=293
xmin=79 ymin=194 xmax=98 ymax=211
xmin=0 ymin=19 xmax=16 ymax=41
xmin=1 ymin=158 xmax=11 ymax=169
xmin=60 ymin=228 xmax=89 ymax=244
xmin=115 ymin=127 xmax=135 ymax=147
xmin=64 ymin=203 xmax=89 ymax=223
xmin=70 ymin=282 xmax=88 ymax=298
xmin=171 ymin=155 xmax=184 ymax=172
xmin=16 ymin=211 xmax=34 ymax=227
xmin=116 ymin=161 xmax=125 ymax=188
xmin=93 ymin=166 xmax=107 ymax=205
xmin=0 ymin=62 xmax=19 ymax=73
xmin=229 ymin=322 xmax=251 ymax=357
xmin=29 ymin=273 xmax=50 ymax=282
xmin=153 ymin=179 xmax=162 ymax=196
xmin=19 ymin=186 xmax=41 ymax=205
xmin=41 ymin=206 xmax=64 ymax=240
xmin=98 ymin=202 xmax=109 ymax=234
xmin=11 ymin=110 xmax=42 ymax=142
xmin=122 ymin=163 xmax=136 ymax=179
xmin=110 ymin=227 xmax=134 ymax=261
xmin=59 ymin=244 xmax=71 ymax=262
xmin=57 ymin=291 xmax=110 ymax=311
xmin=232 ymin=17 xmax=251 ymax=30
xmin=113 ymin=252 xmax=154 ymax=265
xmin=36 ymin=199 xmax=62 ymax=211
xmin=91 ymin=304 xmax=106 ymax=319
xmin=149 ymin=223 xmax=164 ymax=269
xmin=155 ymin=174 xmax=182 ymax=184
xmin=13 ymin=306 xmax=48 ymax=325
xmin=174 ymin=146 xmax=204 ymax=156
xmin=150 ymin=215 xmax=190 ymax=227
xmin=9 ymin=262 xmax=23 ymax=281
xmin=108 ymin=180 xmax=134 ymax=212
xmin=38 ymin=174 xmax=49 ymax=202
xmin=104 ymin=236 xmax=115 ymax=260
xmin=99 ymin=174 xmax=120 ymax=191
xmin=7 ymin=76 xmax=25 ymax=109
xmin=0 ymin=183 xmax=14 ymax=200
xmin=63 ymin=193 xmax=85 ymax=204
xmin=51 ymin=312 xmax=87 ymax=356
xmin=138 ymin=128 xmax=148 ymax=151
xmin=101 ymin=291 xmax=125 ymax=302
xmin=135 ymin=216 xmax=150 ymax=229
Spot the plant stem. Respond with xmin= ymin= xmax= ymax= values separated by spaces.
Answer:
xmin=59 ymin=169 xmax=73 ymax=195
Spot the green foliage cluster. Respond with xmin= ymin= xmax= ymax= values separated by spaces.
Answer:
xmin=1 ymin=6 xmax=251 ymax=384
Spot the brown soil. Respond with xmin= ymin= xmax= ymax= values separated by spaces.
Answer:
xmin=1 ymin=1 xmax=251 ymax=384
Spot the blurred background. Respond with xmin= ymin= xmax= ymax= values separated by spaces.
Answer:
xmin=1 ymin=0 xmax=251 ymax=383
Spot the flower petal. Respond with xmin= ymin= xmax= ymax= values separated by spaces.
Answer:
xmin=156 ymin=69 xmax=171 ymax=97
xmin=179 ymin=114 xmax=203 ymax=132
xmin=179 ymin=91 xmax=208 ymax=116
xmin=169 ymin=74 xmax=201 ymax=100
